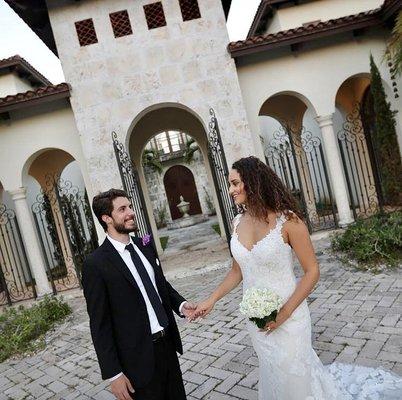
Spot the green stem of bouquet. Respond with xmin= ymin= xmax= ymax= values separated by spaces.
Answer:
xmin=250 ymin=310 xmax=278 ymax=329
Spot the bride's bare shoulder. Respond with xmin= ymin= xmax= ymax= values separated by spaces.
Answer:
xmin=282 ymin=211 xmax=309 ymax=234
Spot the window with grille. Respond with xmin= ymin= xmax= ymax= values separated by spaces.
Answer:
xmin=143 ymin=2 xmax=167 ymax=30
xmin=109 ymin=10 xmax=133 ymax=38
xmin=149 ymin=131 xmax=187 ymax=154
xmin=75 ymin=18 xmax=98 ymax=46
xmin=179 ymin=0 xmax=201 ymax=21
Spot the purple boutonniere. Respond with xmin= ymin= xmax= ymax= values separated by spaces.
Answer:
xmin=142 ymin=234 xmax=152 ymax=246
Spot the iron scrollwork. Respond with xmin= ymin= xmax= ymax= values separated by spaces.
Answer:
xmin=337 ymin=103 xmax=380 ymax=219
xmin=0 ymin=203 xmax=36 ymax=305
xmin=264 ymin=121 xmax=337 ymax=232
xmin=207 ymin=108 xmax=237 ymax=246
xmin=31 ymin=174 xmax=98 ymax=294
xmin=112 ymin=131 xmax=152 ymax=238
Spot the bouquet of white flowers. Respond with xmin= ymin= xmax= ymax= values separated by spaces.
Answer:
xmin=239 ymin=287 xmax=283 ymax=329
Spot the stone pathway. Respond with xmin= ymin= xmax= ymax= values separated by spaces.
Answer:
xmin=0 ymin=234 xmax=401 ymax=399
xmin=158 ymin=216 xmax=229 ymax=274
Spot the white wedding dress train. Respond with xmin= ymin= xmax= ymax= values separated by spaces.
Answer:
xmin=231 ymin=213 xmax=402 ymax=400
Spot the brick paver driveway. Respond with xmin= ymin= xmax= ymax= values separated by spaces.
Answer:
xmin=1 ymin=235 xmax=401 ymax=399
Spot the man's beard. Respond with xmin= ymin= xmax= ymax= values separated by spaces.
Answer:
xmin=114 ymin=220 xmax=138 ymax=234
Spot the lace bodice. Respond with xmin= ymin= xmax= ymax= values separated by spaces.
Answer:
xmin=231 ymin=213 xmax=297 ymax=301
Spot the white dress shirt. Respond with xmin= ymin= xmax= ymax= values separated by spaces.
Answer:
xmin=106 ymin=235 xmax=186 ymax=382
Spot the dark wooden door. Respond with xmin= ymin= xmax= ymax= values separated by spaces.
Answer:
xmin=164 ymin=165 xmax=202 ymax=220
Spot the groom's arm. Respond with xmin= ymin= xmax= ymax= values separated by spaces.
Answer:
xmin=165 ymin=280 xmax=187 ymax=316
xmin=81 ymin=257 xmax=122 ymax=380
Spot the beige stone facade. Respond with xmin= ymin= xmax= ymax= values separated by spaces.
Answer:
xmin=46 ymin=0 xmax=259 ymax=188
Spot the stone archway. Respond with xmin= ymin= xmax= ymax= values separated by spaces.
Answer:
xmin=163 ymin=165 xmax=202 ymax=220
xmin=126 ymin=103 xmax=231 ymax=253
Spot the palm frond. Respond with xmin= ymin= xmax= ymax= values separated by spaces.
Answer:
xmin=183 ymin=137 xmax=200 ymax=164
xmin=385 ymin=11 xmax=402 ymax=76
xmin=142 ymin=148 xmax=163 ymax=173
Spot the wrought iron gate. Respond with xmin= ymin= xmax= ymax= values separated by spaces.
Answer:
xmin=207 ymin=108 xmax=237 ymax=245
xmin=32 ymin=175 xmax=98 ymax=293
xmin=112 ymin=131 xmax=152 ymax=237
xmin=264 ymin=123 xmax=337 ymax=232
xmin=337 ymin=103 xmax=382 ymax=219
xmin=0 ymin=203 xmax=36 ymax=305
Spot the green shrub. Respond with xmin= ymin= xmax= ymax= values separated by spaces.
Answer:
xmin=160 ymin=236 xmax=169 ymax=250
xmin=203 ymin=187 xmax=216 ymax=216
xmin=212 ymin=223 xmax=221 ymax=236
xmin=331 ymin=211 xmax=402 ymax=270
xmin=154 ymin=202 xmax=168 ymax=229
xmin=0 ymin=295 xmax=72 ymax=362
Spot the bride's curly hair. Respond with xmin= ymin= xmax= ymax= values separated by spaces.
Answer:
xmin=232 ymin=156 xmax=303 ymax=222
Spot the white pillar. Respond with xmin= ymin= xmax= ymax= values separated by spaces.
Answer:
xmin=10 ymin=188 xmax=53 ymax=296
xmin=316 ymin=115 xmax=354 ymax=226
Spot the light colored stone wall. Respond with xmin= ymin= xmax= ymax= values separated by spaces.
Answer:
xmin=46 ymin=0 xmax=261 ymax=199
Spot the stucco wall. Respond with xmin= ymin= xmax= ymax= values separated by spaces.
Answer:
xmin=0 ymin=101 xmax=92 ymax=195
xmin=0 ymin=72 xmax=33 ymax=97
xmin=265 ymin=0 xmax=384 ymax=34
xmin=236 ymin=31 xmax=402 ymax=153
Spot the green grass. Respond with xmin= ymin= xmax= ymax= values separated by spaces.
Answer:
xmin=331 ymin=211 xmax=402 ymax=272
xmin=212 ymin=223 xmax=221 ymax=236
xmin=160 ymin=236 xmax=169 ymax=250
xmin=0 ymin=295 xmax=72 ymax=363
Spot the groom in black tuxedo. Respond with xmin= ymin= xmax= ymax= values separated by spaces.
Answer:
xmin=82 ymin=189 xmax=194 ymax=400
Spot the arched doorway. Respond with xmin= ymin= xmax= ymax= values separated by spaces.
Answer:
xmin=25 ymin=149 xmax=98 ymax=294
xmin=334 ymin=75 xmax=401 ymax=218
xmin=164 ymin=165 xmax=202 ymax=220
xmin=113 ymin=104 xmax=235 ymax=254
xmin=259 ymin=93 xmax=337 ymax=231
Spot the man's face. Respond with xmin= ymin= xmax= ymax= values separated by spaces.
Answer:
xmin=105 ymin=196 xmax=137 ymax=234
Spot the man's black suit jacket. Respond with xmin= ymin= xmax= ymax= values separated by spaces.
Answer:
xmin=81 ymin=236 xmax=186 ymax=388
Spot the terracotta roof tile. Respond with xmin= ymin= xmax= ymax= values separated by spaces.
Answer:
xmin=0 ymin=55 xmax=52 ymax=86
xmin=0 ymin=83 xmax=71 ymax=113
xmin=230 ymin=0 xmax=401 ymax=58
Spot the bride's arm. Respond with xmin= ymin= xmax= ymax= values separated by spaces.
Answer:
xmin=193 ymin=259 xmax=243 ymax=318
xmin=265 ymin=218 xmax=320 ymax=331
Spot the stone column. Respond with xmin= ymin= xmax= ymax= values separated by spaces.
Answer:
xmin=316 ymin=115 xmax=354 ymax=226
xmin=10 ymin=188 xmax=53 ymax=296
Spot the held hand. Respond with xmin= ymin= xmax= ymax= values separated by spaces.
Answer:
xmin=192 ymin=298 xmax=216 ymax=320
xmin=181 ymin=301 xmax=197 ymax=321
xmin=261 ymin=307 xmax=291 ymax=334
xmin=110 ymin=374 xmax=135 ymax=400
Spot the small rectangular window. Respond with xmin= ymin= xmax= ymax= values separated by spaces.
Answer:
xmin=110 ymin=10 xmax=133 ymax=38
xmin=75 ymin=18 xmax=98 ymax=46
xmin=144 ymin=2 xmax=167 ymax=30
xmin=179 ymin=0 xmax=201 ymax=21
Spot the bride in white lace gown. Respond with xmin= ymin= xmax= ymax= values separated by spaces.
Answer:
xmin=195 ymin=156 xmax=402 ymax=400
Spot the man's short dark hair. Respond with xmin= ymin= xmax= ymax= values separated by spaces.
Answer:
xmin=92 ymin=189 xmax=128 ymax=231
